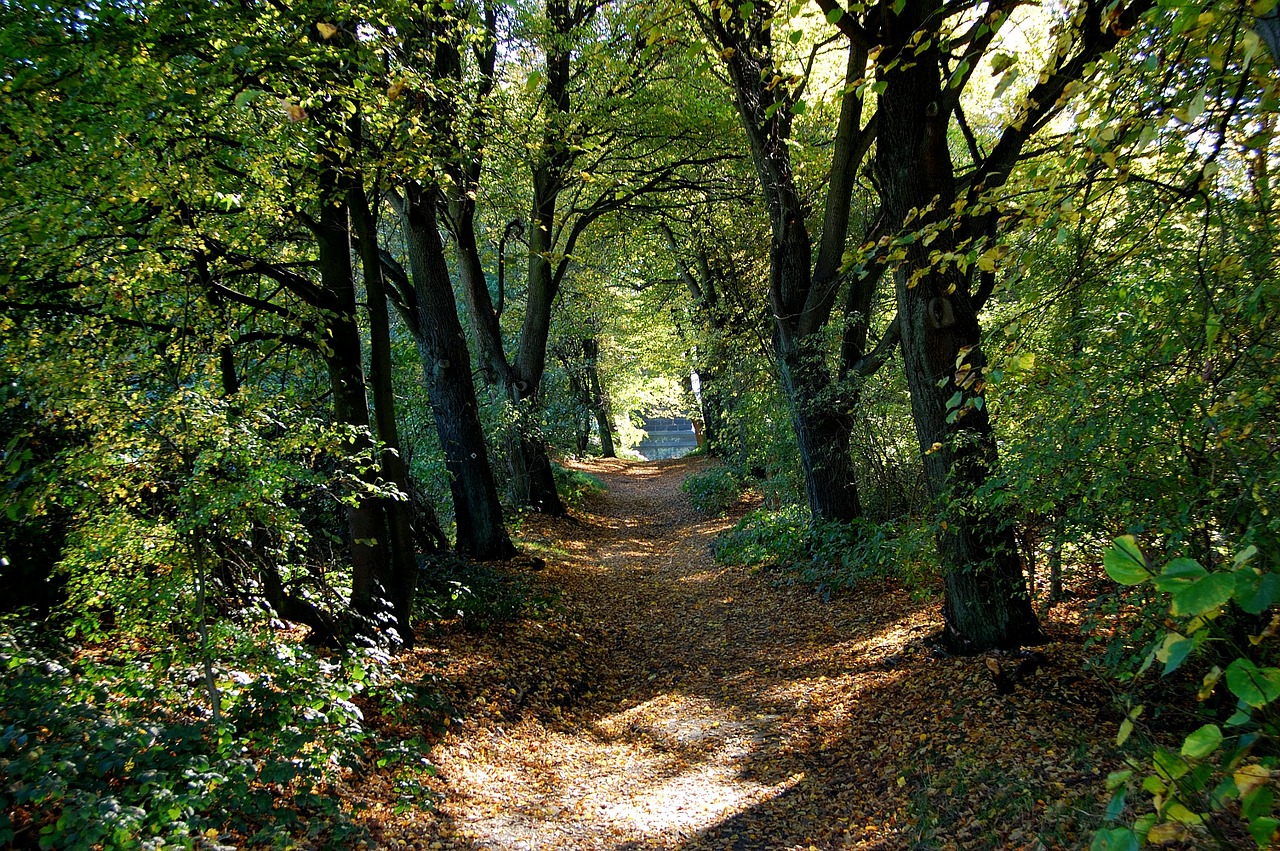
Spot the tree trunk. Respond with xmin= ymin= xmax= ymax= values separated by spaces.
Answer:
xmin=399 ymin=187 xmax=516 ymax=561
xmin=351 ymin=183 xmax=438 ymax=645
xmin=775 ymin=332 xmax=862 ymax=521
xmin=314 ymin=186 xmax=391 ymax=620
xmin=707 ymin=25 xmax=869 ymax=524
xmin=583 ymin=338 xmax=615 ymax=458
xmin=695 ymin=367 xmax=723 ymax=455
xmin=875 ymin=0 xmax=1040 ymax=652
xmin=1048 ymin=517 xmax=1064 ymax=606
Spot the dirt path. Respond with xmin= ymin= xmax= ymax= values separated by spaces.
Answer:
xmin=369 ymin=457 xmax=1116 ymax=851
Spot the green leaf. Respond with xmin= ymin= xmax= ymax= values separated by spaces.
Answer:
xmin=1242 ymin=783 xmax=1275 ymax=821
xmin=825 ymin=7 xmax=843 ymax=23
xmin=1165 ymin=801 xmax=1204 ymax=824
xmin=1156 ymin=632 xmax=1195 ymax=676
xmin=1226 ymin=658 xmax=1280 ymax=708
xmin=1171 ymin=572 xmax=1235 ymax=616
xmin=1234 ymin=569 xmax=1280 ymax=615
xmin=947 ymin=58 xmax=971 ymax=90
xmin=1186 ymin=87 xmax=1206 ymax=123
xmin=1106 ymin=769 xmax=1133 ymax=791
xmin=1154 ymin=748 xmax=1190 ymax=781
xmin=990 ymin=52 xmax=1016 ymax=75
xmin=1152 ymin=557 xmax=1206 ymax=592
xmin=790 ymin=99 xmax=807 ymax=115
xmin=1248 ymin=816 xmax=1279 ymax=847
xmin=1105 ymin=536 xmax=1149 ymax=585
xmin=1181 ymin=723 xmax=1223 ymax=759
xmin=1105 ymin=789 xmax=1128 ymax=820
xmin=1090 ymin=828 xmax=1138 ymax=851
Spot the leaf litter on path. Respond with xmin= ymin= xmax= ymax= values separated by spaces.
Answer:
xmin=361 ymin=457 xmax=1122 ymax=850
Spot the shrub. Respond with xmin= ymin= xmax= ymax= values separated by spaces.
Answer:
xmin=714 ymin=506 xmax=808 ymax=568
xmin=0 ymin=620 xmax=437 ymax=849
xmin=1093 ymin=538 xmax=1280 ymax=850
xmin=417 ymin=558 xmax=556 ymax=633
xmin=714 ymin=510 xmax=939 ymax=595
xmin=681 ymin=467 xmax=744 ymax=516
xmin=552 ymin=463 xmax=606 ymax=511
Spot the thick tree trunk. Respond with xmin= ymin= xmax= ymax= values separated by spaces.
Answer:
xmin=765 ymin=182 xmax=862 ymax=522
xmin=446 ymin=141 xmax=564 ymax=515
xmin=314 ymin=188 xmax=391 ymax=620
xmin=400 ymin=188 xmax=516 ymax=561
xmin=504 ymin=399 xmax=564 ymax=514
xmin=876 ymin=0 xmax=1040 ymax=652
xmin=351 ymin=184 xmax=438 ymax=644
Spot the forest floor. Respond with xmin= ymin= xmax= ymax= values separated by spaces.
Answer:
xmin=358 ymin=456 xmax=1128 ymax=850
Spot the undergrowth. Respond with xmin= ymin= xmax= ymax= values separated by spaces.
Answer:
xmin=416 ymin=558 xmax=558 ymax=634
xmin=552 ymin=463 xmax=606 ymax=511
xmin=0 ymin=616 xmax=437 ymax=850
xmin=714 ymin=508 xmax=939 ymax=596
xmin=681 ymin=466 xmax=744 ymax=516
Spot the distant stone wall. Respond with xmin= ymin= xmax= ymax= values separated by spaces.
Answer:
xmin=636 ymin=416 xmax=699 ymax=461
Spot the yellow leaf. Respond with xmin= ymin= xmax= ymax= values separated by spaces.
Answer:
xmin=1198 ymin=666 xmax=1222 ymax=700
xmin=1235 ymin=764 xmax=1271 ymax=797
xmin=976 ymin=248 xmax=999 ymax=272
xmin=317 ymin=22 xmax=339 ymax=39
xmin=1165 ymin=802 xmax=1203 ymax=825
xmin=1147 ymin=822 xmax=1187 ymax=843
xmin=388 ymin=79 xmax=406 ymax=101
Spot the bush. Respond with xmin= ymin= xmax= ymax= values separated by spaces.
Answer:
xmin=552 ymin=463 xmax=606 ymax=511
xmin=0 ymin=620 xmax=437 ymax=849
xmin=681 ymin=467 xmax=744 ymax=516
xmin=714 ymin=510 xmax=939 ymax=595
xmin=417 ymin=558 xmax=556 ymax=633
xmin=714 ymin=506 xmax=808 ymax=568
xmin=1094 ymin=538 xmax=1280 ymax=850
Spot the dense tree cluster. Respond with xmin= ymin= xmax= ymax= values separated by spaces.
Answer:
xmin=1 ymin=0 xmax=1278 ymax=845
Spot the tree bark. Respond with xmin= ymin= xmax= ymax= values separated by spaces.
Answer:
xmin=709 ymin=29 xmax=870 ymax=523
xmin=399 ymin=186 xmax=516 ymax=561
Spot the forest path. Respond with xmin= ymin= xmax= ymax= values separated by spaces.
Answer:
xmin=369 ymin=457 xmax=1111 ymax=850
